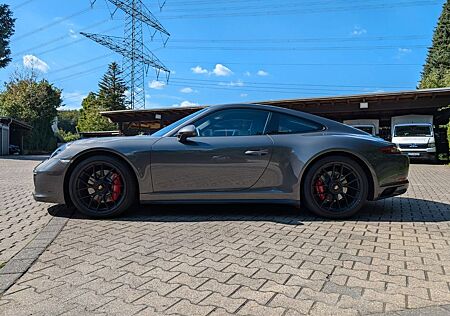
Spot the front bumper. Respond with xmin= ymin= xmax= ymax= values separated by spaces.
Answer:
xmin=33 ymin=158 xmax=69 ymax=204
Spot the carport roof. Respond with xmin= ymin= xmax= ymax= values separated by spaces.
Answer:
xmin=101 ymin=88 xmax=450 ymax=124
xmin=0 ymin=117 xmax=32 ymax=131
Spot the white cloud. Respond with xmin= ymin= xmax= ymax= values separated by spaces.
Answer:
xmin=23 ymin=55 xmax=50 ymax=73
xmin=149 ymin=80 xmax=166 ymax=89
xmin=351 ymin=26 xmax=367 ymax=36
xmin=212 ymin=64 xmax=233 ymax=77
xmin=180 ymin=87 xmax=194 ymax=93
xmin=219 ymin=80 xmax=244 ymax=87
xmin=191 ymin=65 xmax=208 ymax=74
xmin=244 ymin=71 xmax=251 ymax=77
xmin=398 ymin=48 xmax=412 ymax=54
xmin=240 ymin=93 xmax=248 ymax=97
xmin=396 ymin=48 xmax=412 ymax=59
xmin=172 ymin=100 xmax=199 ymax=108
xmin=257 ymin=70 xmax=269 ymax=76
xmin=69 ymin=29 xmax=78 ymax=39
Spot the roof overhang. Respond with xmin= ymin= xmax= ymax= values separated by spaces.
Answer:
xmin=101 ymin=88 xmax=450 ymax=125
xmin=0 ymin=117 xmax=32 ymax=131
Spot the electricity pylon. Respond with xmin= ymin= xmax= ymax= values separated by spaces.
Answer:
xmin=85 ymin=0 xmax=170 ymax=109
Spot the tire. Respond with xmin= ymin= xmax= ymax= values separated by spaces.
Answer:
xmin=302 ymin=155 xmax=368 ymax=219
xmin=68 ymin=155 xmax=136 ymax=218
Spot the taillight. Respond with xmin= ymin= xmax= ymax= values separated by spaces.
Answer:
xmin=380 ymin=145 xmax=401 ymax=155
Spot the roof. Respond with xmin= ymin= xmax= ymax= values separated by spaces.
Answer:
xmin=101 ymin=106 xmax=205 ymax=123
xmin=100 ymin=88 xmax=450 ymax=124
xmin=0 ymin=117 xmax=32 ymax=131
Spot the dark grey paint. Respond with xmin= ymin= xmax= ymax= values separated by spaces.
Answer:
xmin=33 ymin=104 xmax=409 ymax=206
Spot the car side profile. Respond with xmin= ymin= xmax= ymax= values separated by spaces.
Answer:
xmin=33 ymin=104 xmax=410 ymax=219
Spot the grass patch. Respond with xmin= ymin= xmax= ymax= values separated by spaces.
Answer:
xmin=0 ymin=262 xmax=5 ymax=270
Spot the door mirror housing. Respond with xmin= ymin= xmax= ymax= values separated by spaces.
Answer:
xmin=177 ymin=125 xmax=197 ymax=142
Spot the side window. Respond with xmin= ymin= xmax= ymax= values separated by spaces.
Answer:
xmin=267 ymin=112 xmax=323 ymax=135
xmin=193 ymin=109 xmax=270 ymax=137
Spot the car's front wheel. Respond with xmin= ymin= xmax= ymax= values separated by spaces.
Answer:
xmin=302 ymin=155 xmax=368 ymax=219
xmin=68 ymin=155 xmax=136 ymax=218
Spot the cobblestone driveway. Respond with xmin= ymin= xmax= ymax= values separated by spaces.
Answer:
xmin=1 ymin=162 xmax=450 ymax=315
xmin=0 ymin=157 xmax=51 ymax=265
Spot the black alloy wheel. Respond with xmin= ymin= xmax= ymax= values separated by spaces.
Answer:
xmin=69 ymin=155 xmax=136 ymax=218
xmin=303 ymin=155 xmax=368 ymax=219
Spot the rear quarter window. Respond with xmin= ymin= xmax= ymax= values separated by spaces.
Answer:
xmin=266 ymin=112 xmax=324 ymax=135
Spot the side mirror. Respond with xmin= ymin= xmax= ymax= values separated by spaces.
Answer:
xmin=177 ymin=125 xmax=197 ymax=142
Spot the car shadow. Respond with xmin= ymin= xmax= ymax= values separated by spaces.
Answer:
xmin=48 ymin=196 xmax=450 ymax=225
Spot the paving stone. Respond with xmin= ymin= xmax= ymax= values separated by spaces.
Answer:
xmin=1 ymin=163 xmax=450 ymax=316
xmin=199 ymin=292 xmax=246 ymax=313
xmin=238 ymin=300 xmax=286 ymax=316
xmin=166 ymin=299 xmax=215 ymax=316
xmin=167 ymin=285 xmax=211 ymax=304
xmin=231 ymin=286 xmax=275 ymax=305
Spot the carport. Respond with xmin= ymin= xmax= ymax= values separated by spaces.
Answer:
xmin=101 ymin=88 xmax=450 ymax=155
xmin=0 ymin=118 xmax=32 ymax=155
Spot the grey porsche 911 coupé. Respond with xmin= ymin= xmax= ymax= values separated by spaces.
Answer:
xmin=34 ymin=104 xmax=409 ymax=219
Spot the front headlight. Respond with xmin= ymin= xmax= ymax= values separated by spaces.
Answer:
xmin=50 ymin=143 xmax=72 ymax=159
xmin=428 ymin=142 xmax=436 ymax=148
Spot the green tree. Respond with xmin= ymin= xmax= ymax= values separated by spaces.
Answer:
xmin=77 ymin=92 xmax=115 ymax=132
xmin=418 ymin=0 xmax=450 ymax=158
xmin=98 ymin=62 xmax=128 ymax=111
xmin=419 ymin=1 xmax=450 ymax=88
xmin=0 ymin=72 xmax=62 ymax=151
xmin=0 ymin=4 xmax=15 ymax=68
xmin=57 ymin=109 xmax=80 ymax=134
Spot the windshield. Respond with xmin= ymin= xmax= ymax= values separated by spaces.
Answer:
xmin=152 ymin=108 xmax=207 ymax=137
xmin=394 ymin=125 xmax=432 ymax=137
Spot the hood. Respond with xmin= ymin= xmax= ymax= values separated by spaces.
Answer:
xmin=58 ymin=135 xmax=161 ymax=160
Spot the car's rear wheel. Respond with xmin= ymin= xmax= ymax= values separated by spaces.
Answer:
xmin=68 ymin=155 xmax=136 ymax=218
xmin=302 ymin=155 xmax=368 ymax=219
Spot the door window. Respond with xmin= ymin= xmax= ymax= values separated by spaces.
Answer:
xmin=193 ymin=109 xmax=270 ymax=137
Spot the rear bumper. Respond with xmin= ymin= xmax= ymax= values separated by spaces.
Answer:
xmin=375 ymin=180 xmax=409 ymax=200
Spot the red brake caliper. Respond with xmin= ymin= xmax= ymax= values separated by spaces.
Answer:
xmin=315 ymin=178 xmax=326 ymax=201
xmin=111 ymin=174 xmax=122 ymax=201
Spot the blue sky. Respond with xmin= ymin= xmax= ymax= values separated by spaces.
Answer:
xmin=2 ymin=0 xmax=446 ymax=109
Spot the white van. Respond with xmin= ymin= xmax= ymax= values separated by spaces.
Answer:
xmin=391 ymin=115 xmax=436 ymax=160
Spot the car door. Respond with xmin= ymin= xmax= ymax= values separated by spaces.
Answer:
xmin=151 ymin=108 xmax=273 ymax=193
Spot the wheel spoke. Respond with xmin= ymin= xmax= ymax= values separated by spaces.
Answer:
xmin=311 ymin=161 xmax=363 ymax=213
xmin=75 ymin=162 xmax=125 ymax=213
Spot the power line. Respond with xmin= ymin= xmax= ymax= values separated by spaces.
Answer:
xmin=13 ymin=6 xmax=93 ymax=42
xmin=165 ymin=0 xmax=431 ymax=9
xmin=11 ymin=18 xmax=116 ymax=59
xmin=167 ymin=82 xmax=402 ymax=96
xmin=18 ymin=24 xmax=122 ymax=58
xmin=166 ymin=44 xmax=428 ymax=51
xmin=168 ymin=60 xmax=420 ymax=67
xmin=49 ymin=53 xmax=115 ymax=75
xmin=159 ymin=1 xmax=441 ymax=19
xmin=169 ymin=35 xmax=428 ymax=44
xmin=12 ymin=0 xmax=38 ymax=10
xmin=51 ymin=64 xmax=107 ymax=83
xmin=172 ymin=77 xmax=414 ymax=89
xmin=163 ymin=0 xmax=417 ymax=13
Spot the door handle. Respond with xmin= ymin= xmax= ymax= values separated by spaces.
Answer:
xmin=245 ymin=149 xmax=269 ymax=156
